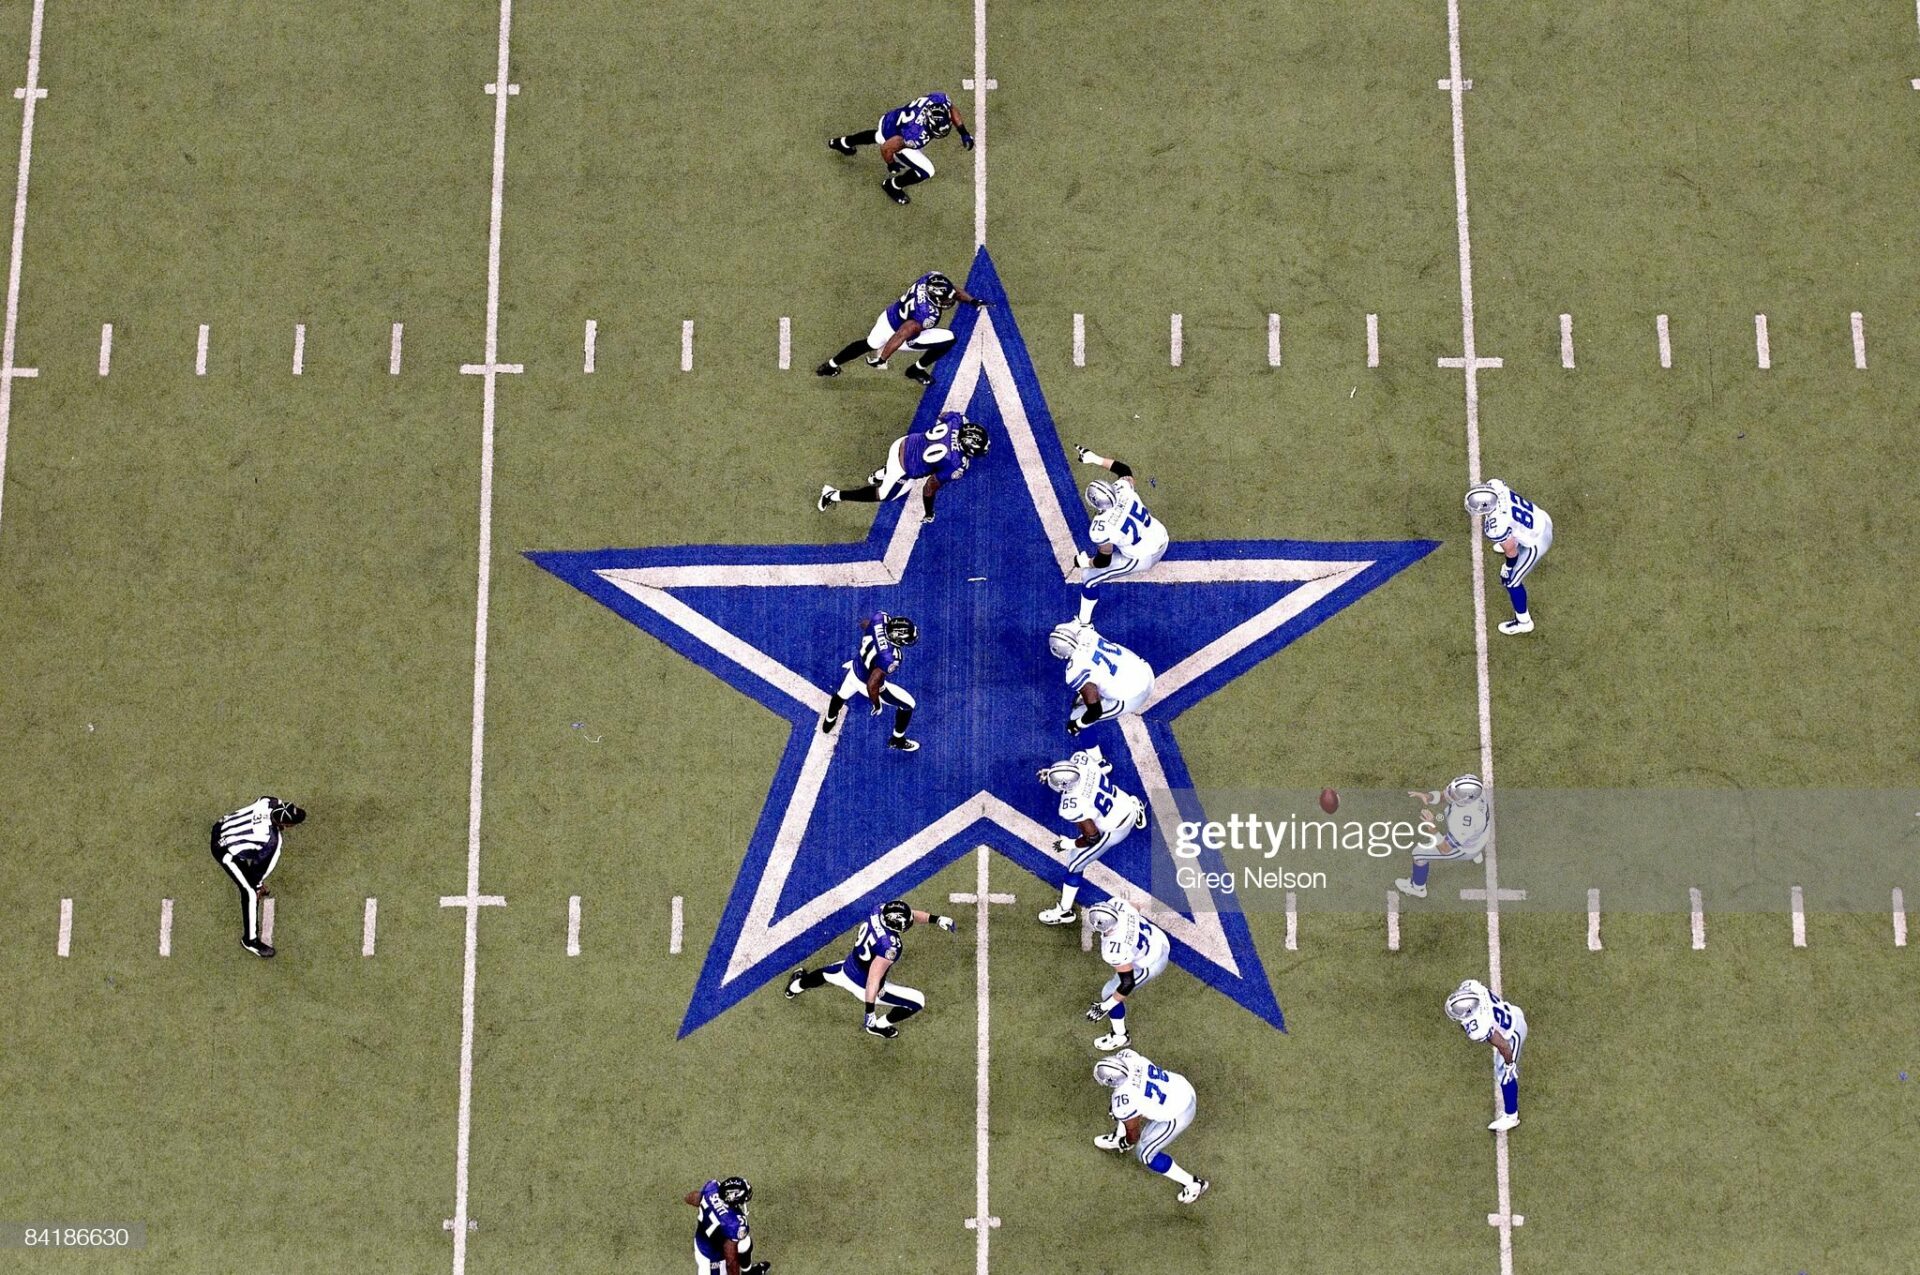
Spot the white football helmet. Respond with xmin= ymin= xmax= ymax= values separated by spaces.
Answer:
xmin=1445 ymin=979 xmax=1489 ymax=1023
xmin=1086 ymin=479 xmax=1120 ymax=512
xmin=1443 ymin=774 xmax=1485 ymax=805
xmin=1464 ymin=484 xmax=1501 ymax=517
xmin=1087 ymin=900 xmax=1124 ymax=935
xmin=1040 ymin=761 xmax=1083 ymax=794
xmin=1093 ymin=1052 xmax=1136 ymax=1087
xmin=1048 ymin=621 xmax=1086 ymax=660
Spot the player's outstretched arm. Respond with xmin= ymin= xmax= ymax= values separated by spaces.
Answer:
xmin=911 ymin=907 xmax=957 ymax=932
xmin=954 ymin=285 xmax=988 ymax=307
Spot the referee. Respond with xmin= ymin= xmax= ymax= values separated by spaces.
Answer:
xmin=211 ymin=796 xmax=305 ymax=958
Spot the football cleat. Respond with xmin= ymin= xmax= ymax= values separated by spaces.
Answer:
xmin=814 ymin=360 xmax=840 ymax=377
xmin=1178 ymin=1178 xmax=1211 ymax=1204
xmin=1394 ymin=877 xmax=1427 ymax=899
xmin=887 ymin=736 xmax=920 ymax=753
xmin=817 ymin=486 xmax=837 ymax=512
xmin=1038 ymin=905 xmax=1079 ymax=926
xmin=242 ymin=938 xmax=275 ymax=959
xmin=827 ymin=135 xmax=856 ymax=155
xmin=883 ymin=180 xmax=910 ymax=206
xmin=904 ymin=364 xmax=933 ymax=385
xmin=1488 ymin=1113 xmax=1520 ymax=1133
xmin=784 ymin=968 xmax=807 ymax=999
xmin=1498 ymin=616 xmax=1535 ymax=635
xmin=864 ymin=1018 xmax=899 ymax=1040
xmin=1094 ymin=1031 xmax=1131 ymax=1051
xmin=1093 ymin=1131 xmax=1131 ymax=1151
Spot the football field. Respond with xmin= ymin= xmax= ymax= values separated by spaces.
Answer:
xmin=0 ymin=2 xmax=1917 ymax=1272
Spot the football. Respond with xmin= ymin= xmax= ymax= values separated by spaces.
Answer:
xmin=1319 ymin=787 xmax=1340 ymax=814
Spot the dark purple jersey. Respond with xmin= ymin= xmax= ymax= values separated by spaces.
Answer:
xmin=694 ymin=1180 xmax=748 ymax=1260
xmin=841 ymin=906 xmax=904 ymax=985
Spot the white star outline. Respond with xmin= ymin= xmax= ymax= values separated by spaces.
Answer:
xmin=592 ymin=310 xmax=1388 ymax=993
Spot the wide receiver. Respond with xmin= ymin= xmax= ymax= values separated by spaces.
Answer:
xmin=1446 ymin=977 xmax=1529 ymax=1132
xmin=1465 ymin=478 xmax=1554 ymax=635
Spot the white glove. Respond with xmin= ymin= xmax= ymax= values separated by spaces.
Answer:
xmin=1073 ymin=551 xmax=1091 ymax=568
xmin=1054 ymin=835 xmax=1079 ymax=854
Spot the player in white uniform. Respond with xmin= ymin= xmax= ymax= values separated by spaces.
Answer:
xmin=1048 ymin=622 xmax=1155 ymax=737
xmin=1395 ymin=773 xmax=1491 ymax=899
xmin=1083 ymin=898 xmax=1171 ymax=1049
xmin=1092 ymin=1049 xmax=1209 ymax=1203
xmin=1036 ymin=747 xmax=1148 ymax=926
xmin=1446 ymin=978 xmax=1528 ymax=1132
xmin=1465 ymin=478 xmax=1554 ymax=635
xmin=1070 ymin=446 xmax=1170 ymax=625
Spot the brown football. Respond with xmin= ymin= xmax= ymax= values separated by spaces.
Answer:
xmin=1319 ymin=788 xmax=1340 ymax=814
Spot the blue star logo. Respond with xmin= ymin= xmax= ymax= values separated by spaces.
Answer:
xmin=529 ymin=249 xmax=1437 ymax=1036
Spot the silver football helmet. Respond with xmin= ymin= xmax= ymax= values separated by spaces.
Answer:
xmin=1444 ymin=774 xmax=1485 ymax=805
xmin=1087 ymin=900 xmax=1124 ymax=935
xmin=1445 ymin=979 xmax=1488 ymax=1023
xmin=1040 ymin=761 xmax=1083 ymax=794
xmin=1093 ymin=1053 xmax=1134 ymax=1087
xmin=1464 ymin=483 xmax=1501 ymax=517
xmin=1048 ymin=622 xmax=1085 ymax=660
xmin=1086 ymin=479 xmax=1120 ymax=512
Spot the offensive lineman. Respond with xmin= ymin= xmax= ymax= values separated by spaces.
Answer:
xmin=1037 ymin=746 xmax=1147 ymax=926
xmin=1048 ymin=622 xmax=1156 ymax=737
xmin=814 ymin=271 xmax=988 ymax=385
xmin=1083 ymin=897 xmax=1171 ymax=1049
xmin=683 ymin=1176 xmax=770 ymax=1275
xmin=785 ymin=898 xmax=957 ymax=1039
xmin=821 ymin=611 xmax=922 ymax=752
xmin=210 ymin=795 xmax=306 ymax=958
xmin=1071 ymin=445 xmax=1170 ymax=625
xmin=1445 ymin=978 xmax=1529 ymax=1132
xmin=1465 ymin=478 xmax=1554 ymax=635
xmin=1092 ymin=1049 xmax=1210 ymax=1203
xmin=826 ymin=91 xmax=974 ymax=206
xmin=817 ymin=411 xmax=989 ymax=524
xmin=1395 ymin=774 xmax=1492 ymax=899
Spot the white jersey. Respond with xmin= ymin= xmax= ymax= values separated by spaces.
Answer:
xmin=1060 ymin=766 xmax=1142 ymax=838
xmin=1089 ymin=478 xmax=1170 ymax=562
xmin=1441 ymin=792 xmax=1491 ymax=856
xmin=1455 ymin=979 xmax=1527 ymax=1048
xmin=1108 ymin=1052 xmax=1196 ymax=1123
xmin=1479 ymin=479 xmax=1552 ymax=553
xmin=1098 ymin=901 xmax=1170 ymax=973
xmin=1065 ymin=631 xmax=1154 ymax=709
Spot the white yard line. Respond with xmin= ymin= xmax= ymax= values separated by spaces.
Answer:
xmin=1284 ymin=889 xmax=1298 ymax=951
xmin=195 ymin=323 xmax=209 ymax=376
xmin=0 ymin=0 xmax=48 ymax=538
xmin=1080 ymin=908 xmax=1093 ymax=952
xmin=1366 ymin=312 xmax=1380 ymax=367
xmin=159 ymin=897 xmax=173 ymax=956
xmin=566 ymin=895 xmax=581 ymax=956
xmin=261 ymin=896 xmax=276 ymax=946
xmin=583 ymin=319 xmax=596 ymax=373
xmin=1754 ymin=313 xmax=1770 ymax=369
xmin=778 ymin=315 xmax=790 ymax=370
xmin=1435 ymin=4 xmax=1517 ymax=1268
xmin=390 ymin=322 xmax=405 ymax=375
xmin=952 ymin=851 xmax=1013 ymax=1274
xmin=1169 ymin=312 xmax=1182 ymax=367
xmin=1558 ymin=313 xmax=1574 ymax=369
xmin=972 ymin=0 xmax=988 ymax=246
xmin=670 ymin=895 xmax=683 ymax=954
xmin=680 ymin=319 xmax=693 ymax=371
xmin=1268 ymin=312 xmax=1282 ymax=367
xmin=1656 ymin=313 xmax=1671 ymax=368
xmin=1386 ymin=888 xmax=1400 ymax=951
xmin=1586 ymin=888 xmax=1601 ymax=952
xmin=98 ymin=323 xmax=112 ymax=376
xmin=57 ymin=896 xmax=70 ymax=956
xmin=445 ymin=1 xmax=520 ymax=1267
xmin=1072 ymin=312 xmax=1085 ymax=367
xmin=1894 ymin=888 xmax=1908 ymax=948
xmin=1689 ymin=886 xmax=1706 ymax=949
xmin=1850 ymin=311 xmax=1866 ymax=369
xmin=363 ymin=897 xmax=379 ymax=956
xmin=1790 ymin=884 xmax=1806 ymax=948
xmin=293 ymin=323 xmax=306 ymax=375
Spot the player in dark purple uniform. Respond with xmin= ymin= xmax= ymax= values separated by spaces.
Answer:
xmin=814 ymin=271 xmax=987 ymax=384
xmin=683 ymin=1176 xmax=769 ymax=1275
xmin=785 ymin=898 xmax=957 ymax=1039
xmin=827 ymin=91 xmax=974 ymax=205
xmin=817 ymin=410 xmax=989 ymax=524
xmin=820 ymin=610 xmax=922 ymax=752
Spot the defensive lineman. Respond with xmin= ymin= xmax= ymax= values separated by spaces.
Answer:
xmin=684 ymin=1176 xmax=770 ymax=1275
xmin=1048 ymin=622 xmax=1155 ymax=737
xmin=1446 ymin=978 xmax=1528 ymax=1131
xmin=821 ymin=611 xmax=922 ymax=752
xmin=1083 ymin=897 xmax=1171 ymax=1049
xmin=1465 ymin=478 xmax=1554 ymax=635
xmin=1072 ymin=445 xmax=1170 ymax=625
xmin=818 ymin=411 xmax=989 ymax=524
xmin=1092 ymin=1049 xmax=1210 ymax=1203
xmin=1395 ymin=774 xmax=1492 ymax=899
xmin=814 ymin=271 xmax=987 ymax=385
xmin=827 ymin=91 xmax=974 ymax=206
xmin=785 ymin=898 xmax=957 ymax=1039
xmin=210 ymin=795 xmax=305 ymax=958
xmin=1037 ymin=746 xmax=1147 ymax=926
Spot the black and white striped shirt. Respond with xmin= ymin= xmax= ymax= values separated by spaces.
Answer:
xmin=213 ymin=797 xmax=290 ymax=859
